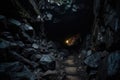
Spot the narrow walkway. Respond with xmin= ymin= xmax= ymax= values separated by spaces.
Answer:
xmin=61 ymin=54 xmax=88 ymax=80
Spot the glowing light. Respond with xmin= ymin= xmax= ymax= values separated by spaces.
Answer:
xmin=65 ymin=38 xmax=75 ymax=46
xmin=65 ymin=34 xmax=80 ymax=46
xmin=65 ymin=40 xmax=69 ymax=44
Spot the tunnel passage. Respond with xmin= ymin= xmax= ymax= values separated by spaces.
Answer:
xmin=44 ymin=0 xmax=94 ymax=43
xmin=2 ymin=0 xmax=120 ymax=80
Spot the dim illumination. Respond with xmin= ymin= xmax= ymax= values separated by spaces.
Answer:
xmin=65 ymin=40 xmax=69 ymax=44
xmin=65 ymin=34 xmax=80 ymax=46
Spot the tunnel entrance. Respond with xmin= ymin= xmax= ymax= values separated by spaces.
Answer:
xmin=44 ymin=1 xmax=94 ymax=45
xmin=1 ymin=0 xmax=120 ymax=80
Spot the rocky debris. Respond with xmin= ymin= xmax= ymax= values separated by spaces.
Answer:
xmin=107 ymin=51 xmax=120 ymax=76
xmin=72 ymin=5 xmax=79 ymax=12
xmin=21 ymin=23 xmax=34 ymax=36
xmin=77 ymin=0 xmax=120 ymax=80
xmin=0 ymin=39 xmax=10 ymax=49
xmin=84 ymin=53 xmax=101 ymax=68
xmin=40 ymin=54 xmax=56 ymax=71
xmin=0 ymin=0 xmax=120 ymax=80
xmin=0 ymin=32 xmax=14 ymax=42
xmin=35 ymin=0 xmax=82 ymax=23
xmin=7 ymin=18 xmax=34 ymax=43
xmin=0 ymin=62 xmax=36 ymax=80
xmin=58 ymin=53 xmax=87 ymax=80
xmin=32 ymin=43 xmax=39 ymax=49
xmin=16 ymin=41 xmax=25 ymax=48
xmin=43 ymin=12 xmax=53 ymax=21
xmin=92 ymin=0 xmax=120 ymax=50
xmin=0 ymin=15 xmax=65 ymax=80
xmin=47 ymin=0 xmax=72 ymax=6
xmin=9 ymin=51 xmax=39 ymax=68
xmin=8 ymin=19 xmax=21 ymax=27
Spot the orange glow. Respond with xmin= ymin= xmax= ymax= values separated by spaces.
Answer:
xmin=65 ymin=34 xmax=80 ymax=46
xmin=65 ymin=40 xmax=69 ymax=44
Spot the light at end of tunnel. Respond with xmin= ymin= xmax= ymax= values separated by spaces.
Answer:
xmin=65 ymin=40 xmax=69 ymax=44
xmin=65 ymin=34 xmax=80 ymax=46
xmin=65 ymin=38 xmax=73 ymax=46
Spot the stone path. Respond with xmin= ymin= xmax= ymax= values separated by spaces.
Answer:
xmin=61 ymin=54 xmax=87 ymax=80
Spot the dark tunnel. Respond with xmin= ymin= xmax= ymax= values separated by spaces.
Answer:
xmin=0 ymin=0 xmax=120 ymax=80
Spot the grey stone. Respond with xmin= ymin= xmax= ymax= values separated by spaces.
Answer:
xmin=40 ymin=54 xmax=56 ymax=70
xmin=40 ymin=54 xmax=55 ymax=63
xmin=21 ymin=24 xmax=33 ymax=31
xmin=32 ymin=43 xmax=39 ymax=49
xmin=0 ymin=39 xmax=10 ymax=49
xmin=84 ymin=53 xmax=101 ymax=68
xmin=1 ymin=32 xmax=14 ymax=41
xmin=9 ymin=19 xmax=21 ymax=26
xmin=107 ymin=51 xmax=120 ymax=76
xmin=16 ymin=41 xmax=25 ymax=48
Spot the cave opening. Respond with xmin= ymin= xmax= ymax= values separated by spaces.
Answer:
xmin=0 ymin=0 xmax=120 ymax=80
